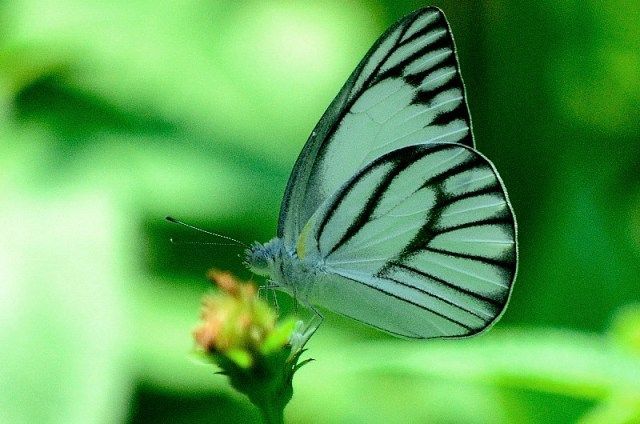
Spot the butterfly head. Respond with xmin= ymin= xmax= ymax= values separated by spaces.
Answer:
xmin=243 ymin=238 xmax=283 ymax=277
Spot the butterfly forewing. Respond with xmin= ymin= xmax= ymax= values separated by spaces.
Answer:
xmin=278 ymin=7 xmax=474 ymax=250
xmin=298 ymin=144 xmax=516 ymax=338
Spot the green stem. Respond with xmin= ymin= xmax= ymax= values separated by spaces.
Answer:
xmin=256 ymin=401 xmax=284 ymax=424
xmin=220 ymin=349 xmax=298 ymax=424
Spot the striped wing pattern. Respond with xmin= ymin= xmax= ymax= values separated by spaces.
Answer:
xmin=278 ymin=7 xmax=473 ymax=250
xmin=299 ymin=144 xmax=516 ymax=338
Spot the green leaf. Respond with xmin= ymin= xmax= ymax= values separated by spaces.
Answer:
xmin=609 ymin=304 xmax=640 ymax=356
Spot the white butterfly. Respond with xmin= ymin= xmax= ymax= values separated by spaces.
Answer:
xmin=245 ymin=7 xmax=517 ymax=339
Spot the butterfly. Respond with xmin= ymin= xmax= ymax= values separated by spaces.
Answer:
xmin=244 ymin=6 xmax=517 ymax=339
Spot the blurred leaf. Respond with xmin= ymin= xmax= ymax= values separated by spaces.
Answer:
xmin=4 ymin=0 xmax=381 ymax=164
xmin=287 ymin=328 xmax=640 ymax=423
xmin=609 ymin=304 xmax=640 ymax=356
xmin=578 ymin=394 xmax=640 ymax=424
xmin=0 ymin=191 xmax=132 ymax=422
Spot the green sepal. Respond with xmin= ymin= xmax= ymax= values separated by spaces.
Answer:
xmin=210 ymin=344 xmax=311 ymax=424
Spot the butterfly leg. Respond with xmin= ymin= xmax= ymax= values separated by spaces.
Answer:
xmin=258 ymin=282 xmax=280 ymax=314
xmin=301 ymin=305 xmax=324 ymax=341
xmin=289 ymin=305 xmax=323 ymax=353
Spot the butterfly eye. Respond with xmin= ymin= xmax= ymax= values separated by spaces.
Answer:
xmin=244 ymin=244 xmax=271 ymax=276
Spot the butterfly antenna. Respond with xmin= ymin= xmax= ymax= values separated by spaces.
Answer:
xmin=169 ymin=238 xmax=240 ymax=247
xmin=165 ymin=216 xmax=248 ymax=248
xmin=270 ymin=287 xmax=280 ymax=315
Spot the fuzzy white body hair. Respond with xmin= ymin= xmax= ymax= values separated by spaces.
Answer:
xmin=245 ymin=238 xmax=321 ymax=303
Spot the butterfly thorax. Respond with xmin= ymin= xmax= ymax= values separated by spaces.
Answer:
xmin=244 ymin=237 xmax=318 ymax=301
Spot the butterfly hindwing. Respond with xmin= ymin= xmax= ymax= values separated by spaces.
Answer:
xmin=298 ymin=143 xmax=516 ymax=338
xmin=278 ymin=7 xmax=474 ymax=250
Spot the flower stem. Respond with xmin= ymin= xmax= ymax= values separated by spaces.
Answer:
xmin=256 ymin=401 xmax=284 ymax=424
xmin=221 ymin=349 xmax=295 ymax=424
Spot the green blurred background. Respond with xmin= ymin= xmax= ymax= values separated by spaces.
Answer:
xmin=2 ymin=0 xmax=640 ymax=422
